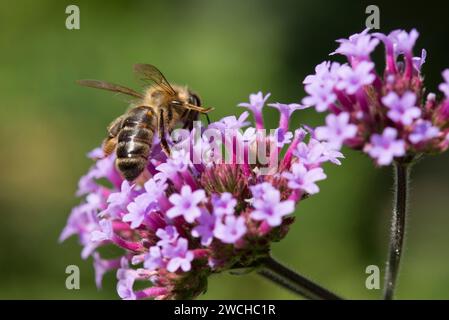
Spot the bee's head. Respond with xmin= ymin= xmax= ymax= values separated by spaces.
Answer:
xmin=188 ymin=92 xmax=202 ymax=107
xmin=170 ymin=87 xmax=202 ymax=108
xmin=169 ymin=86 xmax=211 ymax=121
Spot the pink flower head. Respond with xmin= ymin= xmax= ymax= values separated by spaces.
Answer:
xmin=304 ymin=28 xmax=449 ymax=168
xmin=62 ymin=91 xmax=343 ymax=299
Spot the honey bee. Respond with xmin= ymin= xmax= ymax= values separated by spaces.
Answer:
xmin=77 ymin=64 xmax=213 ymax=181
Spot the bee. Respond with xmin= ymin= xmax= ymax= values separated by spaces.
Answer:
xmin=77 ymin=64 xmax=213 ymax=181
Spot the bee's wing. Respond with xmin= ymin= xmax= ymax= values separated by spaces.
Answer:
xmin=133 ymin=64 xmax=177 ymax=96
xmin=77 ymin=79 xmax=144 ymax=99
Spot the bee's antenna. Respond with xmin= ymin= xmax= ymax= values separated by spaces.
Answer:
xmin=185 ymin=103 xmax=214 ymax=113
xmin=205 ymin=113 xmax=211 ymax=125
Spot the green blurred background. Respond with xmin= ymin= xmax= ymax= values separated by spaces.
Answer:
xmin=1 ymin=0 xmax=449 ymax=299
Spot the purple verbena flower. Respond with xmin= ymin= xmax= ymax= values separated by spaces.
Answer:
xmin=238 ymin=91 xmax=270 ymax=114
xmin=249 ymin=182 xmax=277 ymax=200
xmin=392 ymin=29 xmax=419 ymax=56
xmin=144 ymin=177 xmax=168 ymax=197
xmin=211 ymin=193 xmax=237 ymax=216
xmin=302 ymin=82 xmax=337 ymax=112
xmin=213 ymin=215 xmax=247 ymax=244
xmin=143 ymin=246 xmax=165 ymax=271
xmin=268 ymin=102 xmax=307 ymax=130
xmin=336 ymin=61 xmax=375 ymax=95
xmin=364 ymin=128 xmax=406 ymax=165
xmin=191 ymin=210 xmax=216 ymax=246
xmin=303 ymin=61 xmax=340 ymax=86
xmin=409 ymin=120 xmax=440 ymax=144
xmin=382 ymin=91 xmax=421 ymax=125
xmin=93 ymin=253 xmax=121 ymax=289
xmin=76 ymin=171 xmax=98 ymax=196
xmin=413 ymin=49 xmax=427 ymax=72
xmin=282 ymin=163 xmax=327 ymax=194
xmin=208 ymin=112 xmax=250 ymax=131
xmin=91 ymin=219 xmax=113 ymax=242
xmin=116 ymin=258 xmax=139 ymax=300
xmin=319 ymin=141 xmax=345 ymax=165
xmin=124 ymin=193 xmax=158 ymax=229
xmin=162 ymin=238 xmax=194 ymax=272
xmin=315 ymin=112 xmax=358 ymax=149
xmin=274 ymin=128 xmax=294 ymax=147
xmin=87 ymin=147 xmax=104 ymax=159
xmin=238 ymin=92 xmax=271 ymax=128
xmin=156 ymin=226 xmax=179 ymax=246
xmin=293 ymin=138 xmax=330 ymax=166
xmin=101 ymin=180 xmax=134 ymax=218
xmin=332 ymin=29 xmax=379 ymax=59
xmin=167 ymin=185 xmax=205 ymax=223
xmin=251 ymin=188 xmax=295 ymax=227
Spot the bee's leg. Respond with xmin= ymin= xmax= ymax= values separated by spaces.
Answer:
xmin=107 ymin=115 xmax=124 ymax=137
xmin=102 ymin=137 xmax=118 ymax=156
xmin=182 ymin=110 xmax=191 ymax=129
xmin=158 ymin=110 xmax=171 ymax=157
xmin=182 ymin=110 xmax=196 ymax=130
xmin=102 ymin=115 xmax=124 ymax=156
xmin=160 ymin=135 xmax=171 ymax=157
xmin=205 ymin=113 xmax=211 ymax=125
xmin=182 ymin=111 xmax=200 ymax=130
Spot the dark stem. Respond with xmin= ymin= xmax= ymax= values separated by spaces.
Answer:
xmin=257 ymin=256 xmax=342 ymax=300
xmin=383 ymin=160 xmax=411 ymax=300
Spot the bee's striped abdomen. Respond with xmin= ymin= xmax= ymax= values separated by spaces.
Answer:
xmin=116 ymin=106 xmax=155 ymax=181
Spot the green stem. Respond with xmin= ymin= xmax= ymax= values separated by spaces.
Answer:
xmin=258 ymin=256 xmax=342 ymax=300
xmin=383 ymin=160 xmax=411 ymax=300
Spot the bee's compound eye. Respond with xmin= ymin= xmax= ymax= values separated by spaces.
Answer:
xmin=189 ymin=93 xmax=201 ymax=106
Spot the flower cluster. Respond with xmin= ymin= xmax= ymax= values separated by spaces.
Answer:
xmin=60 ymin=93 xmax=342 ymax=299
xmin=303 ymin=28 xmax=449 ymax=165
